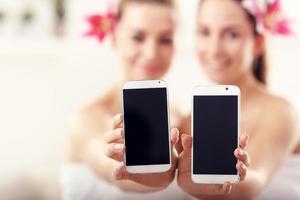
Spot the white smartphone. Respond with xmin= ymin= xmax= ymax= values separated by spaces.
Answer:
xmin=192 ymin=85 xmax=240 ymax=184
xmin=122 ymin=80 xmax=172 ymax=173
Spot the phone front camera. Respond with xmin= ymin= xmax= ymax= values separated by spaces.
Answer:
xmin=159 ymin=81 xmax=161 ymax=84
xmin=226 ymin=87 xmax=228 ymax=91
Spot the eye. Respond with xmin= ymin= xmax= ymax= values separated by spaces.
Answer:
xmin=197 ymin=27 xmax=210 ymax=37
xmin=224 ymin=31 xmax=240 ymax=39
xmin=132 ymin=34 xmax=144 ymax=43
xmin=159 ymin=36 xmax=173 ymax=45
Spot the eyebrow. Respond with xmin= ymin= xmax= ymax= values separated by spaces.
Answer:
xmin=128 ymin=27 xmax=174 ymax=35
xmin=159 ymin=30 xmax=174 ymax=35
xmin=223 ymin=25 xmax=244 ymax=31
xmin=198 ymin=22 xmax=244 ymax=31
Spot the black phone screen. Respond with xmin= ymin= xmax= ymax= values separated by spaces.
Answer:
xmin=193 ymin=95 xmax=238 ymax=175
xmin=123 ymin=88 xmax=170 ymax=166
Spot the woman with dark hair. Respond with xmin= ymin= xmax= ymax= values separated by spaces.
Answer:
xmin=63 ymin=0 xmax=187 ymax=199
xmin=178 ymin=0 xmax=300 ymax=199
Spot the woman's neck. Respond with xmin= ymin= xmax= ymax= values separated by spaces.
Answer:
xmin=232 ymin=73 xmax=267 ymax=107
xmin=102 ymin=81 xmax=124 ymax=115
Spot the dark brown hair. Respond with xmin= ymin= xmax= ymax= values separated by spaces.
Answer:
xmin=117 ymin=0 xmax=175 ymax=20
xmin=199 ymin=0 xmax=268 ymax=84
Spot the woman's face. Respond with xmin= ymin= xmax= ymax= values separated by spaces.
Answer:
xmin=196 ymin=0 xmax=259 ymax=84
xmin=115 ymin=2 xmax=175 ymax=80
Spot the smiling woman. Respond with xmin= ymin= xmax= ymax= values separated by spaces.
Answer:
xmin=62 ymin=0 xmax=187 ymax=199
xmin=195 ymin=0 xmax=268 ymax=85
xmin=114 ymin=0 xmax=176 ymax=80
xmin=177 ymin=0 xmax=300 ymax=199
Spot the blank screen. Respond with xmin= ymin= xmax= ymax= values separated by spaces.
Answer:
xmin=123 ymin=88 xmax=170 ymax=166
xmin=193 ymin=95 xmax=238 ymax=175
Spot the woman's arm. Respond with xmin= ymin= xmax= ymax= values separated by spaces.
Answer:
xmin=177 ymin=133 xmax=250 ymax=199
xmin=67 ymin=111 xmax=178 ymax=193
xmin=103 ymin=113 xmax=179 ymax=191
xmin=226 ymin=99 xmax=299 ymax=199
xmin=177 ymin=98 xmax=299 ymax=200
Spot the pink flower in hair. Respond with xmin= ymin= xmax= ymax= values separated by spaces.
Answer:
xmin=84 ymin=2 xmax=118 ymax=42
xmin=242 ymin=0 xmax=293 ymax=36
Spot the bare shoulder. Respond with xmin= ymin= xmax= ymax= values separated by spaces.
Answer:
xmin=66 ymin=98 xmax=112 ymax=162
xmin=69 ymin=98 xmax=111 ymax=133
xmin=262 ymin=93 xmax=297 ymax=124
xmin=259 ymin=92 xmax=299 ymax=142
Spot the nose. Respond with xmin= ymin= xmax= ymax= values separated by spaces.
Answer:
xmin=208 ymin=35 xmax=224 ymax=58
xmin=143 ymin=39 xmax=158 ymax=60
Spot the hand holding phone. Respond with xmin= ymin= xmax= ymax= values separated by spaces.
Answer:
xmin=104 ymin=80 xmax=179 ymax=190
xmin=192 ymin=85 xmax=240 ymax=184
xmin=177 ymin=85 xmax=250 ymax=198
xmin=122 ymin=80 xmax=172 ymax=173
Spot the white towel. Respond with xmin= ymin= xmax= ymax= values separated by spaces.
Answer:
xmin=61 ymin=164 xmax=189 ymax=200
xmin=256 ymin=155 xmax=300 ymax=200
xmin=61 ymin=156 xmax=300 ymax=200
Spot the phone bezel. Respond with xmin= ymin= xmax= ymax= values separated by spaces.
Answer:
xmin=122 ymin=80 xmax=172 ymax=173
xmin=191 ymin=85 xmax=240 ymax=184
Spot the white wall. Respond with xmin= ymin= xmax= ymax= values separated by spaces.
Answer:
xmin=0 ymin=0 xmax=300 ymax=199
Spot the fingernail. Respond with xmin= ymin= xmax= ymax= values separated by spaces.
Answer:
xmin=116 ymin=129 xmax=123 ymax=136
xmin=238 ymin=149 xmax=244 ymax=156
xmin=112 ymin=167 xmax=117 ymax=176
xmin=114 ymin=144 xmax=124 ymax=150
xmin=174 ymin=128 xmax=179 ymax=134
xmin=181 ymin=134 xmax=184 ymax=140
xmin=242 ymin=164 xmax=246 ymax=170
xmin=113 ymin=168 xmax=121 ymax=179
xmin=114 ymin=113 xmax=122 ymax=121
xmin=228 ymin=185 xmax=232 ymax=192
xmin=245 ymin=135 xmax=249 ymax=143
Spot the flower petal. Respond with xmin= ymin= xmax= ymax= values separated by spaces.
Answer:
xmin=274 ymin=19 xmax=293 ymax=35
xmin=267 ymin=0 xmax=281 ymax=13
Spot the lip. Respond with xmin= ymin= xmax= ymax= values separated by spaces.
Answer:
xmin=142 ymin=65 xmax=161 ymax=75
xmin=206 ymin=61 xmax=229 ymax=71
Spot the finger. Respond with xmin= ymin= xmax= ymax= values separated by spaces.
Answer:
xmin=170 ymin=128 xmax=179 ymax=146
xmin=113 ymin=163 xmax=172 ymax=188
xmin=239 ymin=134 xmax=249 ymax=150
xmin=104 ymin=143 xmax=125 ymax=162
xmin=236 ymin=161 xmax=247 ymax=181
xmin=104 ymin=128 xmax=124 ymax=143
xmin=112 ymin=113 xmax=123 ymax=129
xmin=234 ymin=148 xmax=251 ymax=167
xmin=113 ymin=162 xmax=146 ymax=182
xmin=204 ymin=184 xmax=230 ymax=195
xmin=181 ymin=134 xmax=192 ymax=157
xmin=222 ymin=182 xmax=233 ymax=195
xmin=170 ymin=128 xmax=179 ymax=168
xmin=178 ymin=134 xmax=192 ymax=173
xmin=113 ymin=162 xmax=130 ymax=180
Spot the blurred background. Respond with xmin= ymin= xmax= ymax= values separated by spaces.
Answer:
xmin=0 ymin=0 xmax=300 ymax=199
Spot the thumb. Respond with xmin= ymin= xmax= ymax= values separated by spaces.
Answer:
xmin=178 ymin=134 xmax=192 ymax=173
xmin=170 ymin=128 xmax=179 ymax=147
xmin=181 ymin=134 xmax=192 ymax=158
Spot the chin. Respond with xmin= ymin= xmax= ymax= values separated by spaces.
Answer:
xmin=131 ymin=74 xmax=158 ymax=81
xmin=142 ymin=71 xmax=166 ymax=80
xmin=208 ymin=74 xmax=233 ymax=85
xmin=205 ymin=68 xmax=237 ymax=84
